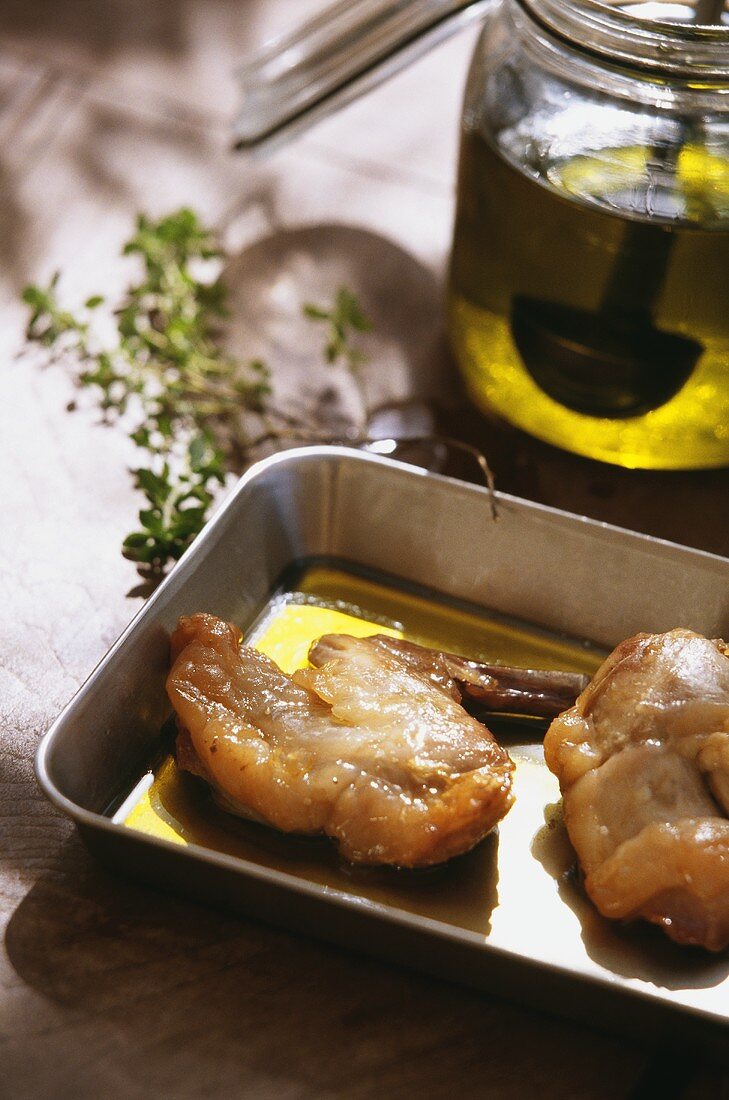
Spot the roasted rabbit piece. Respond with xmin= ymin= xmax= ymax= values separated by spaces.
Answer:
xmin=312 ymin=634 xmax=589 ymax=719
xmin=167 ymin=615 xmax=515 ymax=867
xmin=545 ymin=629 xmax=729 ymax=951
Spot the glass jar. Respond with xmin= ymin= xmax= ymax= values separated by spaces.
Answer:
xmin=448 ymin=0 xmax=729 ymax=469
xmin=235 ymin=0 xmax=729 ymax=469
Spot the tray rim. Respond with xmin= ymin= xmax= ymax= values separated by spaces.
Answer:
xmin=35 ymin=446 xmax=729 ymax=1032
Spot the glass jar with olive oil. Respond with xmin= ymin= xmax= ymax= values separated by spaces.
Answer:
xmin=448 ymin=0 xmax=729 ymax=469
xmin=235 ymin=0 xmax=729 ymax=468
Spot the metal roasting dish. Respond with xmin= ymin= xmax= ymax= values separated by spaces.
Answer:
xmin=36 ymin=448 xmax=729 ymax=1052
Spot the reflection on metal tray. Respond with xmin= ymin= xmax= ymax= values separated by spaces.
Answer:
xmin=36 ymin=448 xmax=729 ymax=1052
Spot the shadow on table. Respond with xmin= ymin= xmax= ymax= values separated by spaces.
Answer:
xmin=3 ymin=833 xmax=637 ymax=1097
xmin=0 ymin=0 xmax=266 ymax=65
xmin=0 ymin=0 xmax=239 ymax=293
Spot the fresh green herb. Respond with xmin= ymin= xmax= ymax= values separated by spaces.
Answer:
xmin=122 ymin=433 xmax=226 ymax=571
xmin=22 ymin=212 xmax=378 ymax=580
xmin=22 ymin=209 xmax=272 ymax=577
xmin=23 ymin=272 xmax=91 ymax=347
xmin=303 ymin=286 xmax=372 ymax=371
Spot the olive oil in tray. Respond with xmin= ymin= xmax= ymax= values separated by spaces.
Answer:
xmin=116 ymin=561 xmax=602 ymax=937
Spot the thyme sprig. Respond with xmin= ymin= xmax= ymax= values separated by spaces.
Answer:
xmin=22 ymin=210 xmax=373 ymax=578
xmin=303 ymin=286 xmax=372 ymax=371
xmin=23 ymin=209 xmax=271 ymax=575
xmin=303 ymin=286 xmax=374 ymax=424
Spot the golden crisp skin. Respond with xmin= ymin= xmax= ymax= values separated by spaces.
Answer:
xmin=544 ymin=629 xmax=729 ymax=951
xmin=167 ymin=614 xmax=515 ymax=867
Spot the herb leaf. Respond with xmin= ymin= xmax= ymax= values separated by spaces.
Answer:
xmin=302 ymin=286 xmax=372 ymax=371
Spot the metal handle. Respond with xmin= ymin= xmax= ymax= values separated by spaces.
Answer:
xmin=234 ymin=0 xmax=490 ymax=151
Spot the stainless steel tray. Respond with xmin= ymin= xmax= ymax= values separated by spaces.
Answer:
xmin=36 ymin=447 xmax=729 ymax=1050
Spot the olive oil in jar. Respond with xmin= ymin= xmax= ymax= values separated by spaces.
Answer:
xmin=448 ymin=130 xmax=729 ymax=469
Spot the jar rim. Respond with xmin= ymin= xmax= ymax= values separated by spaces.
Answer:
xmin=521 ymin=0 xmax=729 ymax=77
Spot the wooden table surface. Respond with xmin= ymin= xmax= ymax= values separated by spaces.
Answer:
xmin=1 ymin=3 xmax=727 ymax=1097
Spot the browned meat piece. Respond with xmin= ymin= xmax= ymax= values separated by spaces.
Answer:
xmin=544 ymin=629 xmax=729 ymax=951
xmin=167 ymin=615 xmax=515 ymax=867
xmin=313 ymin=634 xmax=589 ymax=719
